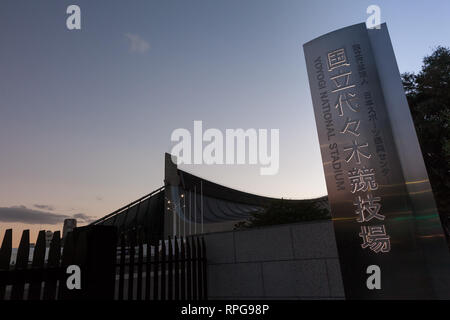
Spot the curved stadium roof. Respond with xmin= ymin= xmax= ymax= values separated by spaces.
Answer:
xmin=90 ymin=154 xmax=328 ymax=239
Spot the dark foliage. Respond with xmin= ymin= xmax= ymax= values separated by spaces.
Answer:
xmin=234 ymin=199 xmax=329 ymax=230
xmin=401 ymin=46 xmax=450 ymax=237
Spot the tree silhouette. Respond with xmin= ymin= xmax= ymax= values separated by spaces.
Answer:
xmin=402 ymin=46 xmax=450 ymax=240
xmin=234 ymin=199 xmax=329 ymax=230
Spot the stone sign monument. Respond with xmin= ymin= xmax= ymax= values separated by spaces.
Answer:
xmin=303 ymin=22 xmax=450 ymax=299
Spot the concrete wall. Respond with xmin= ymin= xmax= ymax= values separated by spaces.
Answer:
xmin=203 ymin=220 xmax=345 ymax=300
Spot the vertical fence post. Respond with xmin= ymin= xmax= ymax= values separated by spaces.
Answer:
xmin=118 ymin=233 xmax=125 ymax=300
xmin=174 ymin=236 xmax=179 ymax=301
xmin=168 ymin=236 xmax=173 ymax=300
xmin=202 ymin=237 xmax=208 ymax=300
xmin=145 ymin=239 xmax=151 ymax=300
xmin=11 ymin=230 xmax=30 ymax=300
xmin=59 ymin=231 xmax=75 ymax=300
xmin=28 ymin=230 xmax=46 ymax=300
xmin=63 ymin=225 xmax=117 ymax=300
xmin=191 ymin=237 xmax=197 ymax=300
xmin=153 ymin=241 xmax=159 ymax=300
xmin=127 ymin=230 xmax=136 ymax=301
xmin=0 ymin=229 xmax=12 ymax=300
xmin=196 ymin=237 xmax=203 ymax=300
xmin=161 ymin=239 xmax=166 ymax=300
xmin=186 ymin=237 xmax=192 ymax=300
xmin=180 ymin=237 xmax=186 ymax=300
xmin=43 ymin=231 xmax=61 ymax=300
xmin=137 ymin=229 xmax=143 ymax=300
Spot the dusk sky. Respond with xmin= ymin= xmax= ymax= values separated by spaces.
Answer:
xmin=1 ymin=0 xmax=449 ymax=245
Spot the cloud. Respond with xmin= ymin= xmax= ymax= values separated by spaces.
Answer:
xmin=33 ymin=204 xmax=55 ymax=211
xmin=72 ymin=213 xmax=96 ymax=224
xmin=124 ymin=33 xmax=150 ymax=54
xmin=0 ymin=206 xmax=96 ymax=225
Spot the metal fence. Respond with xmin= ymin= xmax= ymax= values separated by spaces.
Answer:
xmin=0 ymin=229 xmax=67 ymax=300
xmin=0 ymin=226 xmax=207 ymax=300
xmin=116 ymin=229 xmax=207 ymax=300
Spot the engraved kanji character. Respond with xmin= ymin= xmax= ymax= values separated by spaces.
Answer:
xmin=354 ymin=193 xmax=384 ymax=222
xmin=359 ymin=225 xmax=391 ymax=253
xmin=341 ymin=118 xmax=361 ymax=136
xmin=327 ymin=48 xmax=350 ymax=71
xmin=344 ymin=140 xmax=371 ymax=164
xmin=335 ymin=92 xmax=359 ymax=116
xmin=330 ymin=71 xmax=356 ymax=93
xmin=348 ymin=167 xmax=378 ymax=193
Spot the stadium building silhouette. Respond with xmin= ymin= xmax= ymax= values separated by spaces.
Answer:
xmin=90 ymin=154 xmax=328 ymax=241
